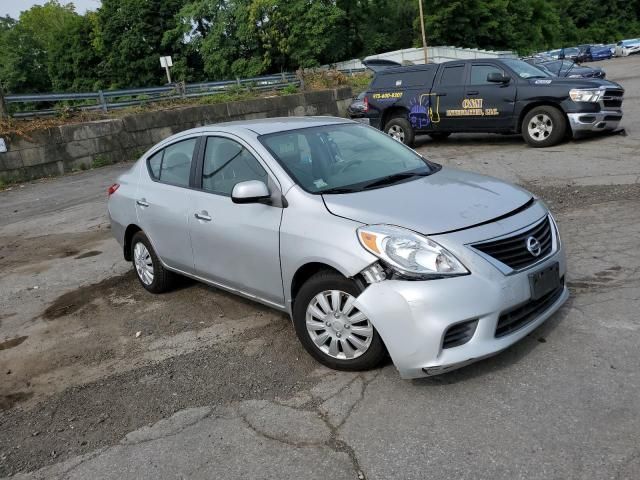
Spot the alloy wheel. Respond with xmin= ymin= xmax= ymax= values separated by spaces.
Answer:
xmin=305 ymin=290 xmax=374 ymax=360
xmin=527 ymin=113 xmax=553 ymax=141
xmin=388 ymin=125 xmax=405 ymax=142
xmin=134 ymin=242 xmax=154 ymax=286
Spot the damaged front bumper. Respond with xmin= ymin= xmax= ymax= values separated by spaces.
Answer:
xmin=352 ymin=209 xmax=568 ymax=379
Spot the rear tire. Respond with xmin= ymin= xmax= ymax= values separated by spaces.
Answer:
xmin=131 ymin=231 xmax=175 ymax=293
xmin=384 ymin=117 xmax=415 ymax=147
xmin=522 ymin=105 xmax=566 ymax=148
xmin=428 ymin=132 xmax=451 ymax=141
xmin=292 ymin=271 xmax=386 ymax=371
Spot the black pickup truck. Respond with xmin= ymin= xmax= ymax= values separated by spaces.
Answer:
xmin=357 ymin=58 xmax=624 ymax=147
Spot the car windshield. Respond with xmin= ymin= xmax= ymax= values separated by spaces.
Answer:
xmin=501 ymin=59 xmax=550 ymax=79
xmin=259 ymin=123 xmax=437 ymax=194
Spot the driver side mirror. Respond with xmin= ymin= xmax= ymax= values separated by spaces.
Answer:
xmin=487 ymin=72 xmax=511 ymax=83
xmin=231 ymin=180 xmax=270 ymax=204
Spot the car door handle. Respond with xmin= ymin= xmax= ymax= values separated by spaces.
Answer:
xmin=466 ymin=91 xmax=479 ymax=96
xmin=136 ymin=199 xmax=150 ymax=207
xmin=194 ymin=211 xmax=212 ymax=222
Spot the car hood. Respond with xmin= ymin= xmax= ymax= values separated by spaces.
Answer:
xmin=322 ymin=167 xmax=533 ymax=235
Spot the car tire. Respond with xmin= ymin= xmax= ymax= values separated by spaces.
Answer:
xmin=384 ymin=116 xmax=415 ymax=146
xmin=522 ymin=105 xmax=566 ymax=148
xmin=131 ymin=231 xmax=175 ymax=293
xmin=292 ymin=270 xmax=386 ymax=372
xmin=428 ymin=132 xmax=451 ymax=141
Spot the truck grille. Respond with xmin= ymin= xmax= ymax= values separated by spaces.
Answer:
xmin=442 ymin=319 xmax=478 ymax=349
xmin=603 ymin=89 xmax=623 ymax=109
xmin=495 ymin=279 xmax=564 ymax=338
xmin=472 ymin=217 xmax=553 ymax=270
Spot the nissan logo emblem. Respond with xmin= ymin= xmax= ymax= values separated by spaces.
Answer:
xmin=526 ymin=236 xmax=542 ymax=257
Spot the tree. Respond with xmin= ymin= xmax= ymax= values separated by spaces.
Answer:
xmin=95 ymin=0 xmax=188 ymax=88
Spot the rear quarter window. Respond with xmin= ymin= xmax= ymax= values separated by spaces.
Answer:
xmin=372 ymin=67 xmax=436 ymax=89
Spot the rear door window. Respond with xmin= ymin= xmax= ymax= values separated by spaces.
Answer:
xmin=147 ymin=138 xmax=197 ymax=187
xmin=440 ymin=65 xmax=465 ymax=85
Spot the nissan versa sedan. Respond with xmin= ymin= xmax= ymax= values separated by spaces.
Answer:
xmin=107 ymin=117 xmax=568 ymax=378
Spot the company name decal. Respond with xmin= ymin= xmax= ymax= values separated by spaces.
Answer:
xmin=446 ymin=98 xmax=499 ymax=117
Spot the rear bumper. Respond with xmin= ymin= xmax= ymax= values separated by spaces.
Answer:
xmin=568 ymin=110 xmax=622 ymax=132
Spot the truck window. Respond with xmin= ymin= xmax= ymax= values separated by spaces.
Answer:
xmin=469 ymin=65 xmax=504 ymax=85
xmin=440 ymin=65 xmax=465 ymax=85
xmin=374 ymin=68 xmax=435 ymax=88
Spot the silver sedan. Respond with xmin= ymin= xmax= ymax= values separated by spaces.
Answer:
xmin=107 ymin=117 xmax=568 ymax=378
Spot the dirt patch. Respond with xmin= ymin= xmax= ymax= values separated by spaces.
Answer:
xmin=0 ymin=320 xmax=320 ymax=476
xmin=567 ymin=266 xmax=629 ymax=292
xmin=42 ymin=273 xmax=135 ymax=320
xmin=523 ymin=183 xmax=640 ymax=213
xmin=0 ymin=230 xmax=110 ymax=272
xmin=0 ymin=336 xmax=28 ymax=351
xmin=0 ymin=392 xmax=34 ymax=412
xmin=75 ymin=250 xmax=102 ymax=259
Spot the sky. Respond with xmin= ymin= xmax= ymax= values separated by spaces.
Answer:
xmin=1 ymin=0 xmax=101 ymax=18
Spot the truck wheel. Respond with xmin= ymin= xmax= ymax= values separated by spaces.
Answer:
xmin=522 ymin=106 xmax=566 ymax=148
xmin=292 ymin=270 xmax=386 ymax=372
xmin=428 ymin=132 xmax=451 ymax=141
xmin=384 ymin=117 xmax=415 ymax=146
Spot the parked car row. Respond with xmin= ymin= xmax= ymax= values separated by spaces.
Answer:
xmin=538 ymin=38 xmax=640 ymax=61
xmin=523 ymin=58 xmax=606 ymax=79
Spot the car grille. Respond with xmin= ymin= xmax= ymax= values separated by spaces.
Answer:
xmin=603 ymin=89 xmax=623 ymax=108
xmin=442 ymin=319 xmax=478 ymax=349
xmin=472 ymin=217 xmax=553 ymax=270
xmin=495 ymin=279 xmax=565 ymax=338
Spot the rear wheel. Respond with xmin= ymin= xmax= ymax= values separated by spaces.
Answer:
xmin=131 ymin=231 xmax=175 ymax=293
xmin=522 ymin=106 xmax=566 ymax=147
xmin=292 ymin=271 xmax=386 ymax=371
xmin=384 ymin=117 xmax=415 ymax=147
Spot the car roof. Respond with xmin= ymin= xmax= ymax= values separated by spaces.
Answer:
xmin=185 ymin=116 xmax=353 ymax=136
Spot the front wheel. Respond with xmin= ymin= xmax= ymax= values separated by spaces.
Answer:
xmin=292 ymin=271 xmax=386 ymax=371
xmin=384 ymin=117 xmax=415 ymax=147
xmin=522 ymin=106 xmax=567 ymax=148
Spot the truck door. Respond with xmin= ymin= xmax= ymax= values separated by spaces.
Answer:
xmin=463 ymin=63 xmax=517 ymax=130
xmin=430 ymin=63 xmax=468 ymax=132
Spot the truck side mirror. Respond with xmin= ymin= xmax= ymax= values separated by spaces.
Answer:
xmin=487 ymin=72 xmax=511 ymax=83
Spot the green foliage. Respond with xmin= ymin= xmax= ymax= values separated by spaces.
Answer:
xmin=91 ymin=154 xmax=112 ymax=169
xmin=1 ymin=0 xmax=639 ymax=95
xmin=281 ymin=84 xmax=299 ymax=95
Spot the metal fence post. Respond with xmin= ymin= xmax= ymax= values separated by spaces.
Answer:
xmin=0 ymin=88 xmax=8 ymax=120
xmin=98 ymin=90 xmax=107 ymax=112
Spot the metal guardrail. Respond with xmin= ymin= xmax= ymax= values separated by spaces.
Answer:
xmin=5 ymin=73 xmax=300 ymax=118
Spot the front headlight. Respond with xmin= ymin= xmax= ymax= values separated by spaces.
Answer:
xmin=569 ymin=88 xmax=605 ymax=102
xmin=357 ymin=225 xmax=469 ymax=279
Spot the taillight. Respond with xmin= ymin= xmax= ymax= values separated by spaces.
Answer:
xmin=107 ymin=183 xmax=120 ymax=196
xmin=363 ymin=96 xmax=369 ymax=112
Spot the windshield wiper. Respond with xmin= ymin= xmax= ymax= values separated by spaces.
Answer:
xmin=321 ymin=186 xmax=360 ymax=194
xmin=361 ymin=170 xmax=430 ymax=190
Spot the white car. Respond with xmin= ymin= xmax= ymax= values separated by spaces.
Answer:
xmin=615 ymin=39 xmax=640 ymax=56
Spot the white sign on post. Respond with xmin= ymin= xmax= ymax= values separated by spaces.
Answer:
xmin=0 ymin=138 xmax=7 ymax=154
xmin=159 ymin=56 xmax=173 ymax=84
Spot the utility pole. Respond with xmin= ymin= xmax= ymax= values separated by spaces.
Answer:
xmin=418 ymin=0 xmax=429 ymax=64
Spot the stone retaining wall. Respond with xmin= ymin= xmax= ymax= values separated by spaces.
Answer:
xmin=0 ymin=87 xmax=353 ymax=183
